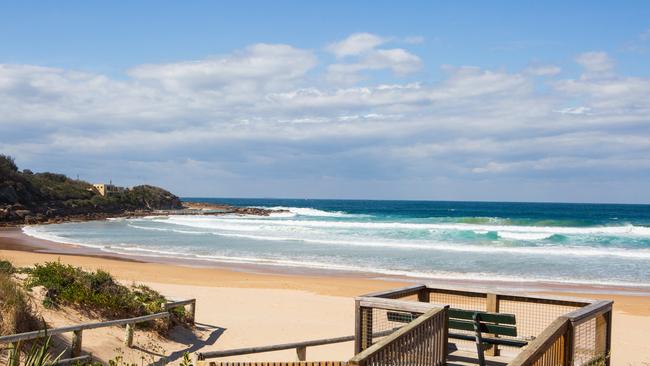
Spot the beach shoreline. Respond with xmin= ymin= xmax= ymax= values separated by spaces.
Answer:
xmin=6 ymin=225 xmax=650 ymax=297
xmin=2 ymin=226 xmax=650 ymax=363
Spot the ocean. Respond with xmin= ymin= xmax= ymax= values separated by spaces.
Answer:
xmin=22 ymin=198 xmax=650 ymax=289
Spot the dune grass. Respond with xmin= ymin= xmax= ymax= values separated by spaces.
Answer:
xmin=0 ymin=260 xmax=40 ymax=336
xmin=24 ymin=261 xmax=187 ymax=331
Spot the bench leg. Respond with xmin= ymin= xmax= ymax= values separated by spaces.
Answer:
xmin=472 ymin=314 xmax=485 ymax=366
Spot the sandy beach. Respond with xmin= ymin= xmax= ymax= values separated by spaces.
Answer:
xmin=1 ymin=227 xmax=649 ymax=364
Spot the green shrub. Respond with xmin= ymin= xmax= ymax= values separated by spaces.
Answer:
xmin=25 ymin=262 xmax=186 ymax=330
xmin=0 ymin=259 xmax=14 ymax=274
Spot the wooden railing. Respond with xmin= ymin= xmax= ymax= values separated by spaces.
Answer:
xmin=197 ymin=328 xmax=400 ymax=365
xmin=349 ymin=306 xmax=448 ymax=366
xmin=357 ymin=285 xmax=612 ymax=366
xmin=1 ymin=299 xmax=195 ymax=366
xmin=509 ymin=300 xmax=613 ymax=366
xmin=197 ymin=335 xmax=355 ymax=363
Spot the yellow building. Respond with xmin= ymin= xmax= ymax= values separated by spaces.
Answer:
xmin=92 ymin=183 xmax=125 ymax=196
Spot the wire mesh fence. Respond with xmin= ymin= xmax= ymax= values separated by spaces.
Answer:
xmin=351 ymin=308 xmax=447 ymax=366
xmin=356 ymin=286 xmax=611 ymax=365
xmin=498 ymin=296 xmax=582 ymax=352
xmin=572 ymin=312 xmax=609 ymax=366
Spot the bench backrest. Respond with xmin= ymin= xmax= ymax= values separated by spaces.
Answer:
xmin=387 ymin=308 xmax=518 ymax=337
xmin=448 ymin=308 xmax=517 ymax=337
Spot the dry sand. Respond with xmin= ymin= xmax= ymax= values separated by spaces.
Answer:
xmin=1 ymin=228 xmax=649 ymax=364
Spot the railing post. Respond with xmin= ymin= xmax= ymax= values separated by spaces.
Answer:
xmin=485 ymin=293 xmax=500 ymax=356
xmin=354 ymin=299 xmax=362 ymax=354
xmin=361 ymin=306 xmax=373 ymax=351
xmin=71 ymin=330 xmax=83 ymax=358
xmin=604 ymin=309 xmax=612 ymax=366
xmin=9 ymin=341 xmax=21 ymax=366
xmin=124 ymin=323 xmax=134 ymax=347
xmin=354 ymin=300 xmax=374 ymax=353
xmin=296 ymin=345 xmax=306 ymax=361
xmin=417 ymin=288 xmax=429 ymax=302
xmin=595 ymin=309 xmax=612 ymax=366
xmin=189 ymin=300 xmax=196 ymax=325
xmin=563 ymin=320 xmax=574 ymax=366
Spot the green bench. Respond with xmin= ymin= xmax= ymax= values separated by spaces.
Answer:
xmin=387 ymin=308 xmax=530 ymax=366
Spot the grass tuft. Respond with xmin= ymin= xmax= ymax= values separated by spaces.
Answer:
xmin=0 ymin=267 xmax=40 ymax=335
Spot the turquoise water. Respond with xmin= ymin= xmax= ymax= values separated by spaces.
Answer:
xmin=23 ymin=199 xmax=650 ymax=287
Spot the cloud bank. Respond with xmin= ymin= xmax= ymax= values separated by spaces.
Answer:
xmin=1 ymin=33 xmax=649 ymax=202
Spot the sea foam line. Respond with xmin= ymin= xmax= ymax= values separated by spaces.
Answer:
xmin=126 ymin=219 xmax=650 ymax=259
xmin=161 ymin=215 xmax=650 ymax=237
xmin=19 ymin=225 xmax=650 ymax=289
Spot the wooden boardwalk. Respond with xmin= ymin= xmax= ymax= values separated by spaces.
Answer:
xmin=447 ymin=349 xmax=511 ymax=366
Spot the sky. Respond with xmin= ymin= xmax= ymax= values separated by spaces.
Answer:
xmin=1 ymin=1 xmax=650 ymax=203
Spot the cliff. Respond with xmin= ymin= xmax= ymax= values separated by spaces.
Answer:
xmin=0 ymin=155 xmax=182 ymax=225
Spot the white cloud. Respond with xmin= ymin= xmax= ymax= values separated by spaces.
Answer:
xmin=325 ymin=33 xmax=422 ymax=84
xmin=575 ymin=51 xmax=614 ymax=74
xmin=1 ymin=35 xmax=650 ymax=202
xmin=326 ymin=33 xmax=388 ymax=58
xmin=129 ymin=43 xmax=317 ymax=91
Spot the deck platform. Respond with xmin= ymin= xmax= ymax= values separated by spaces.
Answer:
xmin=447 ymin=348 xmax=512 ymax=366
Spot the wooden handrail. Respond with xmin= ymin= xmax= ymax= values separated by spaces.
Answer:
xmin=349 ymin=306 xmax=448 ymax=366
xmin=2 ymin=298 xmax=196 ymax=366
xmin=197 ymin=328 xmax=400 ymax=361
xmin=198 ymin=335 xmax=355 ymax=360
xmin=356 ymin=296 xmax=445 ymax=313
xmin=54 ymin=355 xmax=92 ymax=365
xmin=507 ymin=317 xmax=570 ymax=366
xmin=359 ymin=284 xmax=427 ymax=299
xmin=564 ymin=300 xmax=613 ymax=325
xmin=0 ymin=312 xmax=170 ymax=344
xmin=424 ymin=284 xmax=594 ymax=307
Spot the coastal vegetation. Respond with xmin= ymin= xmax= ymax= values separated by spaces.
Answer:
xmin=24 ymin=261 xmax=187 ymax=330
xmin=0 ymin=260 xmax=40 ymax=336
xmin=0 ymin=155 xmax=182 ymax=225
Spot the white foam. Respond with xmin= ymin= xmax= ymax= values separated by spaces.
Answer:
xmin=498 ymin=232 xmax=555 ymax=240
xmin=20 ymin=224 xmax=650 ymax=288
xmin=162 ymin=215 xmax=650 ymax=237
xmin=255 ymin=206 xmax=369 ymax=218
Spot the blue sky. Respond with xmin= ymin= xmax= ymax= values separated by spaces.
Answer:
xmin=1 ymin=1 xmax=650 ymax=203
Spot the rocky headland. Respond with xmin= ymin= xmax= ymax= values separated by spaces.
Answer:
xmin=0 ymin=154 xmax=286 ymax=226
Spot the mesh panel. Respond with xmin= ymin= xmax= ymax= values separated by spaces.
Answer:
xmin=499 ymin=297 xmax=580 ymax=350
xmin=572 ymin=314 xmax=607 ymax=366
xmin=428 ymin=291 xmax=486 ymax=311
xmin=362 ymin=309 xmax=447 ymax=366
xmin=429 ymin=290 xmax=486 ymax=350
xmin=359 ymin=307 xmax=424 ymax=349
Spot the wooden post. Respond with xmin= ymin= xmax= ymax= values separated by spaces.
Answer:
xmin=354 ymin=299 xmax=362 ymax=354
xmin=9 ymin=341 xmax=21 ymax=366
xmin=417 ymin=288 xmax=429 ymax=303
xmin=356 ymin=305 xmax=373 ymax=352
xmin=595 ymin=314 xmax=606 ymax=356
xmin=296 ymin=345 xmax=306 ymax=361
xmin=604 ymin=309 xmax=612 ymax=366
xmin=485 ymin=293 xmax=500 ymax=356
xmin=71 ymin=330 xmax=83 ymax=357
xmin=124 ymin=323 xmax=134 ymax=347
xmin=563 ymin=321 xmax=574 ymax=366
xmin=189 ymin=300 xmax=196 ymax=325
